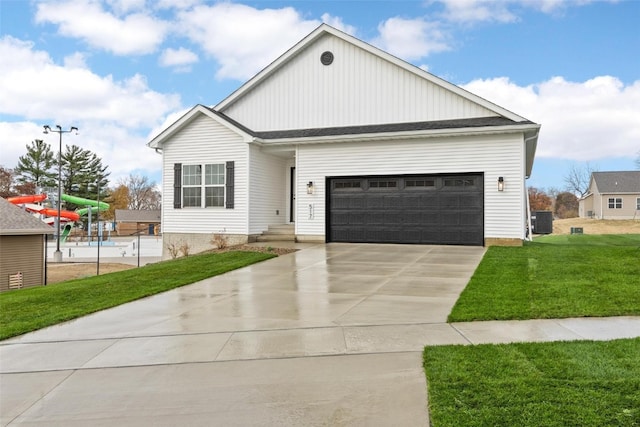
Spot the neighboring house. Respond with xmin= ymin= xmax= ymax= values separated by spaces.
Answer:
xmin=148 ymin=24 xmax=540 ymax=256
xmin=579 ymin=171 xmax=640 ymax=219
xmin=0 ymin=197 xmax=53 ymax=292
xmin=115 ymin=209 xmax=161 ymax=236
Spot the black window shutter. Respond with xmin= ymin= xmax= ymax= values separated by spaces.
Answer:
xmin=226 ymin=161 xmax=234 ymax=209
xmin=173 ymin=163 xmax=182 ymax=209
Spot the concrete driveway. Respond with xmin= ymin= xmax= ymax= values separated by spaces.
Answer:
xmin=1 ymin=243 xmax=486 ymax=426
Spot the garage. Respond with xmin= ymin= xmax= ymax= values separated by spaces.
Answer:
xmin=327 ymin=173 xmax=484 ymax=245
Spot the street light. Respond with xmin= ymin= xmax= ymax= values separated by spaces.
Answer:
xmin=43 ymin=125 xmax=78 ymax=263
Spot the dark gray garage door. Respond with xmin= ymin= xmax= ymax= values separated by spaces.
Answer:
xmin=327 ymin=174 xmax=484 ymax=245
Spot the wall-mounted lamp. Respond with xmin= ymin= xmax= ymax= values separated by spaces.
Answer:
xmin=307 ymin=181 xmax=314 ymax=194
xmin=498 ymin=176 xmax=505 ymax=192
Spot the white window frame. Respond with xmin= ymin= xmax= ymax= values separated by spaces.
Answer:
xmin=608 ymin=197 xmax=622 ymax=209
xmin=182 ymin=163 xmax=225 ymax=208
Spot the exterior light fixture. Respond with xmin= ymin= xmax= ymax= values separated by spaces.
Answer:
xmin=43 ymin=124 xmax=79 ymax=262
xmin=307 ymin=181 xmax=314 ymax=194
xmin=498 ymin=176 xmax=505 ymax=192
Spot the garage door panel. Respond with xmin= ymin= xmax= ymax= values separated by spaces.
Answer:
xmin=328 ymin=174 xmax=483 ymax=245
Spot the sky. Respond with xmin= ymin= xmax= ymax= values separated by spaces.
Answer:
xmin=1 ymin=0 xmax=638 ymax=193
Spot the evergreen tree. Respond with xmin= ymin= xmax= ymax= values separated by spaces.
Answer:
xmin=59 ymin=144 xmax=110 ymax=210
xmin=14 ymin=139 xmax=57 ymax=190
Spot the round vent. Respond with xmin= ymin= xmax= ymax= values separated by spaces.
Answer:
xmin=320 ymin=51 xmax=334 ymax=66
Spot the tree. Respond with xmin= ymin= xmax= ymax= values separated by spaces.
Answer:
xmin=0 ymin=166 xmax=15 ymax=198
xmin=555 ymin=191 xmax=579 ymax=219
xmin=103 ymin=185 xmax=129 ymax=220
xmin=564 ymin=162 xmax=597 ymax=197
xmin=59 ymin=144 xmax=110 ymax=210
xmin=528 ymin=187 xmax=553 ymax=211
xmin=14 ymin=139 xmax=57 ymax=190
xmin=118 ymin=174 xmax=161 ymax=210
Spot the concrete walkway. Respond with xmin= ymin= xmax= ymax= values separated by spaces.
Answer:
xmin=1 ymin=243 xmax=639 ymax=426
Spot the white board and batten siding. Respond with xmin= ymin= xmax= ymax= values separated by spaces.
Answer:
xmin=295 ymin=133 xmax=527 ymax=240
xmin=248 ymin=145 xmax=288 ymax=234
xmin=161 ymin=114 xmax=249 ymax=234
xmin=222 ymin=33 xmax=497 ymax=131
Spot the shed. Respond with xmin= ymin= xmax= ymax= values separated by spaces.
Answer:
xmin=0 ymin=197 xmax=53 ymax=292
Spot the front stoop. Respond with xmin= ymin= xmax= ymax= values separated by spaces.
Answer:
xmin=256 ymin=224 xmax=296 ymax=242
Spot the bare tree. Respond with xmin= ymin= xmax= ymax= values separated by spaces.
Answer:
xmin=635 ymin=150 xmax=640 ymax=170
xmin=564 ymin=162 xmax=597 ymax=198
xmin=118 ymin=174 xmax=161 ymax=210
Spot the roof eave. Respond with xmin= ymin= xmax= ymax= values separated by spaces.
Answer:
xmin=258 ymin=123 xmax=541 ymax=145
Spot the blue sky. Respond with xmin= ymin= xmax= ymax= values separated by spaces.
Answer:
xmin=1 ymin=0 xmax=638 ymax=192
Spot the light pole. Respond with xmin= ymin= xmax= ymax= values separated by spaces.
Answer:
xmin=43 ymin=125 xmax=78 ymax=263
xmin=96 ymin=180 xmax=101 ymax=276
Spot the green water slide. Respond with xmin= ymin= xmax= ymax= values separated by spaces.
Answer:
xmin=61 ymin=194 xmax=109 ymax=216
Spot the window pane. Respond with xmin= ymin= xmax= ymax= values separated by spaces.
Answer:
xmin=637 ymin=198 xmax=640 ymax=210
xmin=616 ymin=198 xmax=622 ymax=209
xmin=183 ymin=165 xmax=201 ymax=186
xmin=205 ymin=164 xmax=225 ymax=185
xmin=205 ymin=187 xmax=224 ymax=207
xmin=183 ymin=187 xmax=201 ymax=207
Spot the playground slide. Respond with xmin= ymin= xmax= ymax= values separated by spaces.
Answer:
xmin=8 ymin=195 xmax=80 ymax=222
xmin=61 ymin=194 xmax=109 ymax=216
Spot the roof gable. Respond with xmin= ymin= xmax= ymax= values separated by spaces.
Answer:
xmin=592 ymin=171 xmax=640 ymax=194
xmin=148 ymin=104 xmax=253 ymax=149
xmin=215 ymin=24 xmax=530 ymax=131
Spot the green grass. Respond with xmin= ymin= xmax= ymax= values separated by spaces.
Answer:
xmin=423 ymin=338 xmax=640 ymax=427
xmin=448 ymin=235 xmax=640 ymax=322
xmin=0 ymin=251 xmax=275 ymax=340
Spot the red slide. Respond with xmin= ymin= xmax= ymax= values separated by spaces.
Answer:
xmin=7 ymin=194 xmax=80 ymax=222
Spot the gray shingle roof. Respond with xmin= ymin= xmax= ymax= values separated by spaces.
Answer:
xmin=0 ymin=197 xmax=54 ymax=235
xmin=206 ymin=106 xmax=531 ymax=140
xmin=115 ymin=209 xmax=161 ymax=223
xmin=593 ymin=171 xmax=640 ymax=193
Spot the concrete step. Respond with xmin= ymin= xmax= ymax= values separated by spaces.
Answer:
xmin=255 ymin=234 xmax=296 ymax=242
xmin=257 ymin=224 xmax=295 ymax=242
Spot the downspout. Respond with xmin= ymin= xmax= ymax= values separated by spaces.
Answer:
xmin=525 ymin=180 xmax=533 ymax=241
xmin=523 ymin=131 xmax=538 ymax=242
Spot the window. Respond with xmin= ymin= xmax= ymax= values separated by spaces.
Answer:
xmin=334 ymin=180 xmax=362 ymax=190
xmin=636 ymin=198 xmax=640 ymax=210
xmin=369 ymin=180 xmax=397 ymax=188
xmin=608 ymin=198 xmax=622 ymax=209
xmin=183 ymin=163 xmax=225 ymax=207
xmin=405 ymin=179 xmax=435 ymax=188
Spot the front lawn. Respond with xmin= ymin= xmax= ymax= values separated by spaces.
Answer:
xmin=0 ymin=251 xmax=276 ymax=340
xmin=448 ymin=235 xmax=640 ymax=322
xmin=423 ymin=338 xmax=640 ymax=427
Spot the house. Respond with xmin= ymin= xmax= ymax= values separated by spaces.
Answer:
xmin=0 ymin=197 xmax=53 ymax=292
xmin=579 ymin=171 xmax=640 ymax=219
xmin=148 ymin=24 xmax=540 ymax=256
xmin=115 ymin=209 xmax=161 ymax=236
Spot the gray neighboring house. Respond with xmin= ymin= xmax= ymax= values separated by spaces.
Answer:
xmin=0 ymin=197 xmax=53 ymax=292
xmin=115 ymin=209 xmax=161 ymax=236
xmin=579 ymin=171 xmax=640 ymax=219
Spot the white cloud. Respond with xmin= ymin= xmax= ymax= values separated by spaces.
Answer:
xmin=462 ymin=76 xmax=640 ymax=161
xmin=438 ymin=0 xmax=518 ymax=23
xmin=176 ymin=3 xmax=322 ymax=80
xmin=437 ymin=0 xmax=619 ymax=23
xmin=320 ymin=13 xmax=357 ymax=35
xmin=372 ymin=17 xmax=450 ymax=61
xmin=0 ymin=35 xmax=183 ymax=184
xmin=35 ymin=0 xmax=169 ymax=55
xmin=159 ymin=47 xmax=199 ymax=71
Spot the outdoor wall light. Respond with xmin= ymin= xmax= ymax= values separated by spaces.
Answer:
xmin=498 ymin=176 xmax=505 ymax=192
xmin=307 ymin=181 xmax=314 ymax=194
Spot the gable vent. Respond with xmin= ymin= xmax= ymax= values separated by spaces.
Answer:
xmin=320 ymin=51 xmax=334 ymax=65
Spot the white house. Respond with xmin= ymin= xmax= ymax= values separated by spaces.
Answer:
xmin=148 ymin=24 xmax=540 ymax=256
